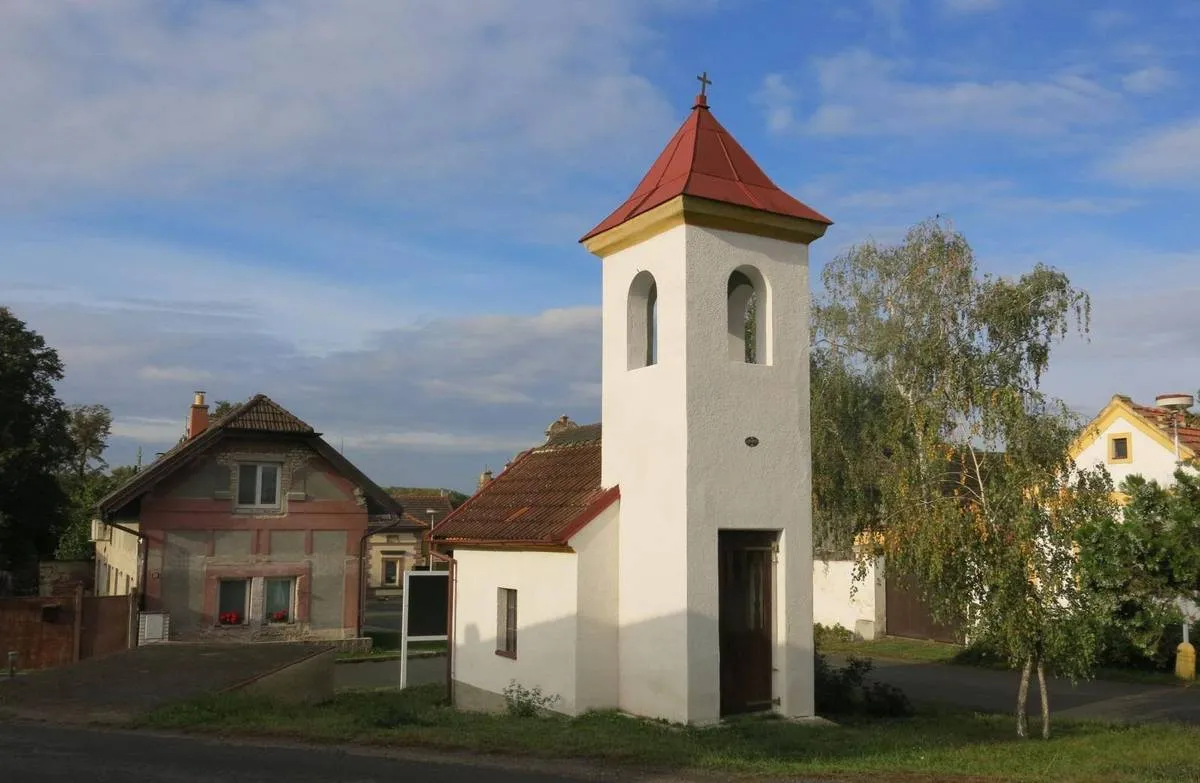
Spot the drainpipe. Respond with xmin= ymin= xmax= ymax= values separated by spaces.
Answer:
xmin=101 ymin=515 xmax=150 ymax=612
xmin=356 ymin=511 xmax=409 ymax=640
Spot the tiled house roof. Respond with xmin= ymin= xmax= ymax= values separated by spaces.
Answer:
xmin=96 ymin=394 xmax=414 ymax=527
xmin=1127 ymin=399 xmax=1200 ymax=455
xmin=218 ymin=394 xmax=314 ymax=433
xmin=431 ymin=424 xmax=617 ymax=548
xmin=387 ymin=491 xmax=456 ymax=530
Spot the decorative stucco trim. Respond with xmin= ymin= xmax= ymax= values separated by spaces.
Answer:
xmin=582 ymin=195 xmax=829 ymax=258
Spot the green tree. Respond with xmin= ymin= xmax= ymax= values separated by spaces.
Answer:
xmin=55 ymin=404 xmax=117 ymax=560
xmin=65 ymin=404 xmax=112 ymax=480
xmin=1077 ymin=469 xmax=1200 ymax=668
xmin=816 ymin=218 xmax=1118 ymax=738
xmin=0 ymin=307 xmax=72 ymax=572
xmin=211 ymin=400 xmax=237 ymax=419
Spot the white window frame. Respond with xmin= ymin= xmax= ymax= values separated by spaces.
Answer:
xmin=217 ymin=578 xmax=250 ymax=625
xmin=263 ymin=576 xmax=297 ymax=624
xmin=236 ymin=463 xmax=283 ymax=509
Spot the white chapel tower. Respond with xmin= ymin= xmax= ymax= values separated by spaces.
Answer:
xmin=580 ymin=79 xmax=832 ymax=725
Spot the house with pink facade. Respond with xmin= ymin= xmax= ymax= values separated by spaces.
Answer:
xmin=93 ymin=392 xmax=419 ymax=642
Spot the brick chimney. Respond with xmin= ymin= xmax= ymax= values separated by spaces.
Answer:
xmin=478 ymin=467 xmax=494 ymax=490
xmin=186 ymin=391 xmax=210 ymax=439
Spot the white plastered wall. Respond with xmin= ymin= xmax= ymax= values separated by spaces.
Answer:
xmin=1073 ymin=413 xmax=1190 ymax=489
xmin=601 ymin=222 xmax=816 ymax=725
xmin=572 ymin=501 xmax=621 ymax=712
xmin=812 ymin=557 xmax=885 ymax=639
xmin=451 ymin=548 xmax=580 ymax=715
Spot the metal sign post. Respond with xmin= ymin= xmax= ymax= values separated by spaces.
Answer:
xmin=399 ymin=569 xmax=450 ymax=689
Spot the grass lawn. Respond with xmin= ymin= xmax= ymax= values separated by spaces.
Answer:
xmin=337 ymin=636 xmax=447 ymax=662
xmin=817 ymin=633 xmax=1192 ymax=688
xmin=137 ymin=684 xmax=1200 ymax=782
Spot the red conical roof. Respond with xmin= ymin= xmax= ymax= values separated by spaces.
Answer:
xmin=580 ymin=93 xmax=831 ymax=243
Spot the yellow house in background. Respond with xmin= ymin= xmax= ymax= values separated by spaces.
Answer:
xmin=1070 ymin=394 xmax=1199 ymax=501
xmin=365 ymin=491 xmax=455 ymax=596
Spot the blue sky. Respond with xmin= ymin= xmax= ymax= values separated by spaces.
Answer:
xmin=3 ymin=0 xmax=1198 ymax=493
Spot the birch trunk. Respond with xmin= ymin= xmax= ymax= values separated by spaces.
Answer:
xmin=1037 ymin=658 xmax=1051 ymax=739
xmin=1016 ymin=656 xmax=1032 ymax=738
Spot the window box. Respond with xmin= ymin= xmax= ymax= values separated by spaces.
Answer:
xmin=217 ymin=579 xmax=249 ymax=626
xmin=264 ymin=577 xmax=296 ymax=624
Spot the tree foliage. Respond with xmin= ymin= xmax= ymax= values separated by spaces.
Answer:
xmin=1077 ymin=469 xmax=1200 ymax=667
xmin=814 ymin=218 xmax=1118 ymax=738
xmin=65 ymin=404 xmax=113 ymax=480
xmin=0 ymin=307 xmax=72 ymax=572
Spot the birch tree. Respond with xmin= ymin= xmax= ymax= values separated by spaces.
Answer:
xmin=815 ymin=218 xmax=1119 ymax=738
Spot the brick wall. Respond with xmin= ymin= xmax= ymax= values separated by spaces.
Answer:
xmin=0 ymin=597 xmax=78 ymax=671
xmin=0 ymin=593 xmax=133 ymax=671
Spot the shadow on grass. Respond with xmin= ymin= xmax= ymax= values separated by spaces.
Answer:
xmin=134 ymin=684 xmax=1200 ymax=782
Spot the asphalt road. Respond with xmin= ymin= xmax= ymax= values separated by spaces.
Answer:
xmin=0 ymin=721 xmax=655 ymax=782
xmin=835 ymin=655 xmax=1200 ymax=724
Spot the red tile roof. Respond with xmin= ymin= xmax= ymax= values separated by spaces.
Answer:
xmin=389 ymin=492 xmax=456 ymax=529
xmin=1127 ymin=400 xmax=1200 ymax=455
xmin=431 ymin=424 xmax=617 ymax=547
xmin=580 ymin=93 xmax=831 ymax=243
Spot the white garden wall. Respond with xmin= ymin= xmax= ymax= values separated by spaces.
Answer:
xmin=812 ymin=556 xmax=885 ymax=639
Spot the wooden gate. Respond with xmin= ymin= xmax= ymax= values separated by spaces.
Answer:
xmin=884 ymin=573 xmax=961 ymax=644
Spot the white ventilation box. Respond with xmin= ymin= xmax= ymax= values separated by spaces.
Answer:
xmin=138 ymin=612 xmax=170 ymax=644
xmin=89 ymin=519 xmax=110 ymax=543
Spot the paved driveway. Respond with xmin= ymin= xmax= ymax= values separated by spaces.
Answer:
xmin=846 ymin=655 xmax=1200 ymax=724
xmin=0 ymin=643 xmax=331 ymax=724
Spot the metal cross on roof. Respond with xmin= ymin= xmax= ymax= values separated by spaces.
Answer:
xmin=697 ymin=71 xmax=712 ymax=96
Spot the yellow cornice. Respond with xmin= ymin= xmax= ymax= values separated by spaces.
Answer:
xmin=1069 ymin=395 xmax=1195 ymax=462
xmin=582 ymin=195 xmax=830 ymax=258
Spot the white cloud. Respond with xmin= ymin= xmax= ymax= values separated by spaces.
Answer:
xmin=764 ymin=49 xmax=1122 ymax=138
xmin=138 ymin=366 xmax=214 ymax=383
xmin=0 ymin=0 xmax=680 ymax=208
xmin=1104 ymin=118 xmax=1200 ymax=186
xmin=941 ymin=0 xmax=1003 ymax=12
xmin=111 ymin=416 xmax=186 ymax=445
xmin=1122 ymin=66 xmax=1177 ymax=95
xmin=826 ymin=180 xmax=1137 ymax=216
xmin=336 ymin=430 xmax=535 ymax=454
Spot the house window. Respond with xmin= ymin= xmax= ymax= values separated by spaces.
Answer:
xmin=264 ymin=577 xmax=295 ymax=623
xmin=218 ymin=579 xmax=249 ymax=625
xmin=1107 ymin=433 xmax=1132 ymax=464
xmin=496 ymin=587 xmax=517 ymax=658
xmin=237 ymin=463 xmax=281 ymax=508
xmin=383 ymin=558 xmax=403 ymax=586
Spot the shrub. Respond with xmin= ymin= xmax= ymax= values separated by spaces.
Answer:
xmin=814 ymin=623 xmax=857 ymax=649
xmin=502 ymin=680 xmax=561 ymax=717
xmin=815 ymin=653 xmax=912 ymax=718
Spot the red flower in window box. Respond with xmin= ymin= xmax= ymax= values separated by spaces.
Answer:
xmin=218 ymin=611 xmax=241 ymax=625
xmin=270 ymin=610 xmax=288 ymax=623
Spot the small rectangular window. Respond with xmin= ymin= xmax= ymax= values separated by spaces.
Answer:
xmin=237 ymin=463 xmax=282 ymax=508
xmin=264 ymin=577 xmax=295 ymax=623
xmin=218 ymin=579 xmax=249 ymax=625
xmin=383 ymin=559 xmax=402 ymax=586
xmin=1108 ymin=434 xmax=1132 ymax=463
xmin=496 ymin=587 xmax=517 ymax=658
